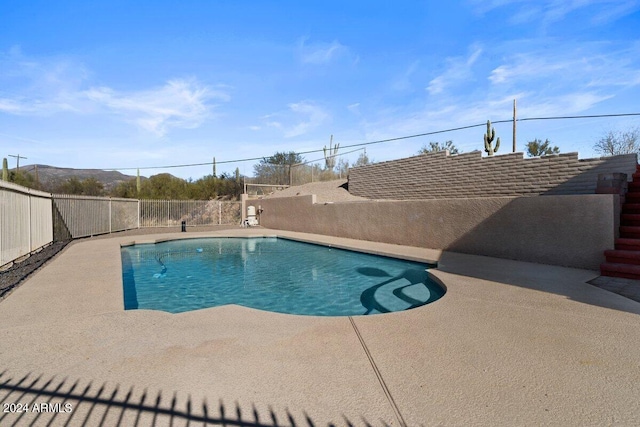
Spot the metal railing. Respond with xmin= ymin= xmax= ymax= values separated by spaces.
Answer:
xmin=0 ymin=181 xmax=53 ymax=266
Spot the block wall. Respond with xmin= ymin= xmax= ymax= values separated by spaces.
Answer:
xmin=348 ymin=151 xmax=637 ymax=199
xmin=247 ymin=194 xmax=620 ymax=270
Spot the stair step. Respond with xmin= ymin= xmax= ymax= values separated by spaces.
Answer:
xmin=604 ymin=249 xmax=640 ymax=264
xmin=615 ymin=238 xmax=640 ymax=250
xmin=600 ymin=262 xmax=640 ymax=280
xmin=620 ymin=226 xmax=640 ymax=238
xmin=628 ymin=181 xmax=640 ymax=190
xmin=625 ymin=192 xmax=640 ymax=201
xmin=622 ymin=203 xmax=640 ymax=214
xmin=632 ymin=172 xmax=640 ymax=180
xmin=621 ymin=214 xmax=640 ymax=226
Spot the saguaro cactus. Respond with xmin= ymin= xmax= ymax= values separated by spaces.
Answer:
xmin=323 ymin=135 xmax=339 ymax=170
xmin=484 ymin=120 xmax=500 ymax=156
xmin=2 ymin=158 xmax=8 ymax=181
xmin=136 ymin=168 xmax=141 ymax=194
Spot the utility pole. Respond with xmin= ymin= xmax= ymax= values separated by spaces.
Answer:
xmin=512 ymin=99 xmax=517 ymax=153
xmin=9 ymin=154 xmax=27 ymax=171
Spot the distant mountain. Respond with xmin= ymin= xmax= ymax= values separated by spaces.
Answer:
xmin=15 ymin=164 xmax=141 ymax=192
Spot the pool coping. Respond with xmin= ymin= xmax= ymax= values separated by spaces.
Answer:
xmin=1 ymin=227 xmax=640 ymax=426
xmin=119 ymin=233 xmax=439 ymax=266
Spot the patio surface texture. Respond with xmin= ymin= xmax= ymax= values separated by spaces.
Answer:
xmin=1 ymin=228 xmax=639 ymax=426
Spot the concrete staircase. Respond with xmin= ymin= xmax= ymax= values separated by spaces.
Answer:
xmin=601 ymin=165 xmax=640 ymax=279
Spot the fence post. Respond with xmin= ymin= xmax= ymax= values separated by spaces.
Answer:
xmin=137 ymin=199 xmax=140 ymax=229
xmin=28 ymin=191 xmax=33 ymax=252
xmin=218 ymin=202 xmax=222 ymax=225
xmin=241 ymin=193 xmax=248 ymax=225
xmin=109 ymin=198 xmax=112 ymax=234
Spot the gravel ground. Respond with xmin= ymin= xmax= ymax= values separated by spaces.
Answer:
xmin=0 ymin=241 xmax=71 ymax=300
xmin=0 ymin=225 xmax=240 ymax=301
xmin=261 ymin=179 xmax=369 ymax=203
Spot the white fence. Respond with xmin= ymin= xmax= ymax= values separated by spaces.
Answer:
xmin=1 ymin=181 xmax=53 ymax=266
xmin=1 ymin=181 xmax=244 ymax=267
xmin=139 ymin=200 xmax=242 ymax=227
xmin=53 ymin=195 xmax=139 ymax=239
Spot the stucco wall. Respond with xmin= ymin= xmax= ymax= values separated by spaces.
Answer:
xmin=248 ymin=194 xmax=619 ymax=270
xmin=348 ymin=151 xmax=637 ymax=199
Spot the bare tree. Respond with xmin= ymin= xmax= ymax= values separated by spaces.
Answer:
xmin=353 ymin=151 xmax=373 ymax=167
xmin=594 ymin=128 xmax=640 ymax=156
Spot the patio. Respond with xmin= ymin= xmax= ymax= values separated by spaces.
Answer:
xmin=0 ymin=228 xmax=639 ymax=426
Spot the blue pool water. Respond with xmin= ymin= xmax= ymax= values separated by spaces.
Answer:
xmin=121 ymin=237 xmax=445 ymax=316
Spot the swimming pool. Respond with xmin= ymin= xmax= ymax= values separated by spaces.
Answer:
xmin=121 ymin=237 xmax=445 ymax=316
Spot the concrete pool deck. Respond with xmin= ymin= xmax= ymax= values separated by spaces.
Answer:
xmin=0 ymin=228 xmax=639 ymax=426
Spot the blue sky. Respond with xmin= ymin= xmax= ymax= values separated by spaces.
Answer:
xmin=1 ymin=0 xmax=639 ymax=179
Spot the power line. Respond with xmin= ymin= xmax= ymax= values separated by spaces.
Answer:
xmin=294 ymin=147 xmax=366 ymax=167
xmin=104 ymin=112 xmax=640 ymax=171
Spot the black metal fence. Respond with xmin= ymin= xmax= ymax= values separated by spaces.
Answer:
xmin=0 ymin=371 xmax=373 ymax=427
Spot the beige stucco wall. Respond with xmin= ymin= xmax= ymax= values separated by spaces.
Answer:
xmin=248 ymin=194 xmax=619 ymax=270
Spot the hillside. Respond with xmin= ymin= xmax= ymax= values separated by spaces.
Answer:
xmin=15 ymin=164 xmax=140 ymax=192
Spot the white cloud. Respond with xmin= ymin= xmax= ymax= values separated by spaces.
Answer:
xmin=469 ymin=0 xmax=640 ymax=26
xmin=299 ymin=39 xmax=348 ymax=64
xmin=284 ymin=102 xmax=329 ymax=137
xmin=85 ymin=79 xmax=226 ymax=136
xmin=261 ymin=101 xmax=329 ymax=138
xmin=0 ymin=50 xmax=229 ymax=135
xmin=427 ymin=45 xmax=482 ymax=95
xmin=489 ymin=43 xmax=640 ymax=89
xmin=0 ymin=48 xmax=89 ymax=115
xmin=347 ymin=103 xmax=361 ymax=115
xmin=391 ymin=61 xmax=420 ymax=92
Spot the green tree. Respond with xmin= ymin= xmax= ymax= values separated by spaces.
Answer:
xmin=56 ymin=177 xmax=104 ymax=196
xmin=56 ymin=177 xmax=84 ymax=195
xmin=9 ymin=170 xmax=39 ymax=189
xmin=111 ymin=178 xmax=139 ymax=198
xmin=218 ymin=172 xmax=243 ymax=199
xmin=138 ymin=173 xmax=189 ymax=199
xmin=594 ymin=128 xmax=640 ymax=156
xmin=189 ymin=175 xmax=220 ymax=200
xmin=253 ymin=151 xmax=303 ymax=185
xmin=418 ymin=140 xmax=459 ymax=155
xmin=81 ymin=177 xmax=104 ymax=196
xmin=525 ymin=138 xmax=560 ymax=157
